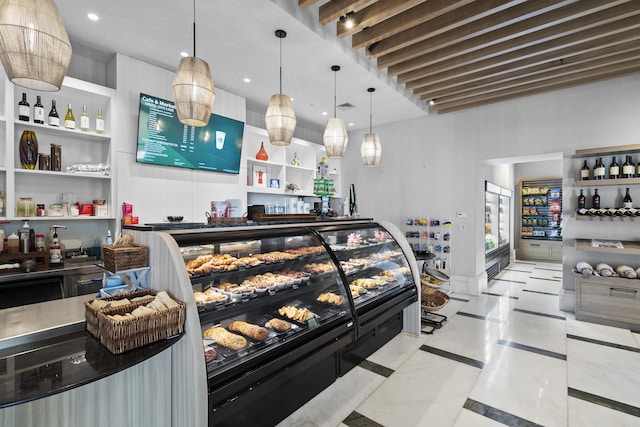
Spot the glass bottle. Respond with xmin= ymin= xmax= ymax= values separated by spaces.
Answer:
xmin=580 ymin=160 xmax=590 ymax=180
xmin=64 ymin=103 xmax=75 ymax=129
xmin=623 ymin=187 xmax=633 ymax=209
xmin=593 ymin=157 xmax=605 ymax=180
xmin=34 ymin=95 xmax=44 ymax=124
xmin=577 ymin=189 xmax=585 ymax=209
xmin=96 ymin=108 xmax=105 ymax=134
xmin=19 ymin=130 xmax=38 ymax=170
xmin=592 ymin=189 xmax=600 ymax=209
xmin=623 ymin=155 xmax=635 ymax=178
xmin=18 ymin=92 xmax=30 ymax=121
xmin=80 ymin=105 xmax=90 ymax=131
xmin=48 ymin=100 xmax=60 ymax=127
xmin=609 ymin=156 xmax=619 ymax=179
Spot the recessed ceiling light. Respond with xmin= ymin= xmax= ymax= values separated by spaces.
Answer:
xmin=322 ymin=111 xmax=328 ymax=116
xmin=243 ymin=77 xmax=251 ymax=83
xmin=290 ymin=97 xmax=294 ymax=102
xmin=348 ymin=122 xmax=354 ymax=126
xmin=87 ymin=12 xmax=99 ymax=21
xmin=180 ymin=51 xmax=189 ymax=57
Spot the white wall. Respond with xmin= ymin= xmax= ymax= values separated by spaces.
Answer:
xmin=343 ymin=74 xmax=640 ymax=290
xmin=108 ymin=54 xmax=248 ymax=225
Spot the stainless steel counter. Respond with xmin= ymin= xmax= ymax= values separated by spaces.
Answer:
xmin=0 ymin=260 xmax=100 ymax=284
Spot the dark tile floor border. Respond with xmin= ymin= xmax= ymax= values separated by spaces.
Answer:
xmin=512 ymin=260 xmax=537 ymax=265
xmin=498 ymin=339 xmax=567 ymax=360
xmin=492 ymin=278 xmax=528 ymax=284
xmin=451 ymin=296 xmax=471 ymax=302
xmin=343 ymin=410 xmax=385 ymax=427
xmin=464 ymin=398 xmax=545 ymax=426
xmin=522 ymin=289 xmax=560 ymax=296
xmin=482 ymin=291 xmax=519 ymax=300
xmin=419 ymin=344 xmax=485 ymax=369
xmin=533 ymin=267 xmax=563 ymax=272
xmin=502 ymin=268 xmax=534 ymax=273
xmin=358 ymin=359 xmax=395 ymax=378
xmin=568 ymin=388 xmax=640 ymax=418
xmin=567 ymin=334 xmax=640 ymax=353
xmin=457 ymin=311 xmax=503 ymax=323
xmin=513 ymin=308 xmax=566 ymax=320
xmin=529 ymin=276 xmax=562 ymax=282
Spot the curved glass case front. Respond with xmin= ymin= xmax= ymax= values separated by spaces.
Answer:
xmin=177 ymin=230 xmax=351 ymax=379
xmin=317 ymin=225 xmax=414 ymax=311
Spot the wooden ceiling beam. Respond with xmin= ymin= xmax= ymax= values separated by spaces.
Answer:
xmin=319 ymin=0 xmax=374 ymax=25
xmin=397 ymin=9 xmax=640 ymax=84
xmin=337 ymin=0 xmax=425 ymax=38
xmin=299 ymin=0 xmax=320 ymax=8
xmin=350 ymin=0 xmax=475 ymax=50
xmin=387 ymin=0 xmax=625 ymax=77
xmin=363 ymin=0 xmax=520 ymax=57
xmin=411 ymin=29 xmax=640 ymax=94
xmin=419 ymin=38 xmax=640 ymax=100
xmin=429 ymin=49 xmax=640 ymax=104
xmin=435 ymin=66 xmax=640 ymax=113
xmin=377 ymin=0 xmax=567 ymax=69
xmin=433 ymin=59 xmax=640 ymax=112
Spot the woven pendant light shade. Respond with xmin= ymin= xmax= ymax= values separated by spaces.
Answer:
xmin=361 ymin=132 xmax=381 ymax=167
xmin=0 ymin=0 xmax=72 ymax=91
xmin=266 ymin=93 xmax=296 ymax=146
xmin=323 ymin=117 xmax=348 ymax=158
xmin=172 ymin=56 xmax=215 ymax=127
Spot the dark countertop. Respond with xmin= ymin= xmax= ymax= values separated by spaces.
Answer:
xmin=123 ymin=217 xmax=372 ymax=232
xmin=0 ymin=328 xmax=182 ymax=408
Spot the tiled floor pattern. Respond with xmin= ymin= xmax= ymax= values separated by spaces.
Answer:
xmin=277 ymin=261 xmax=640 ymax=427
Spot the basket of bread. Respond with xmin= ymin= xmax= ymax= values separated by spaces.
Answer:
xmin=85 ymin=289 xmax=157 ymax=338
xmin=102 ymin=233 xmax=148 ymax=272
xmin=86 ymin=290 xmax=186 ymax=354
xmin=421 ymin=285 xmax=450 ymax=313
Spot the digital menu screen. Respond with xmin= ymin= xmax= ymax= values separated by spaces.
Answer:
xmin=136 ymin=93 xmax=244 ymax=174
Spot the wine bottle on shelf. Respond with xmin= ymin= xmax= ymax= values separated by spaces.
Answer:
xmin=18 ymin=92 xmax=30 ymax=122
xmin=624 ymin=208 xmax=637 ymax=216
xmin=594 ymin=157 xmax=605 ymax=180
xmin=578 ymin=189 xmax=585 ymax=209
xmin=48 ymin=100 xmax=60 ymax=127
xmin=603 ymin=208 xmax=613 ymax=216
xmin=577 ymin=208 xmax=588 ymax=216
xmin=580 ymin=160 xmax=590 ymax=180
xmin=623 ymin=187 xmax=633 ymax=209
xmin=622 ymin=155 xmax=635 ymax=179
xmin=80 ymin=105 xmax=90 ymax=131
xmin=95 ymin=108 xmax=105 ymax=134
xmin=592 ymin=188 xmax=600 ymax=209
xmin=33 ymin=95 xmax=44 ymax=124
xmin=609 ymin=156 xmax=620 ymax=179
xmin=614 ymin=208 xmax=624 ymax=216
xmin=64 ymin=103 xmax=75 ymax=129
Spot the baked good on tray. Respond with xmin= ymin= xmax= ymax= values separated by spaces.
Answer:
xmin=228 ymin=321 xmax=268 ymax=341
xmin=265 ymin=318 xmax=291 ymax=331
xmin=203 ymin=326 xmax=248 ymax=350
xmin=316 ymin=292 xmax=344 ymax=305
xmin=278 ymin=305 xmax=316 ymax=322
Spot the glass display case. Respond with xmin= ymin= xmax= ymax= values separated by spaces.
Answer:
xmin=137 ymin=219 xmax=418 ymax=426
xmin=485 ymin=181 xmax=512 ymax=280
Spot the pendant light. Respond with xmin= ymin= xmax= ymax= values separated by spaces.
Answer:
xmin=361 ymin=88 xmax=382 ymax=167
xmin=172 ymin=0 xmax=215 ymax=127
xmin=323 ymin=65 xmax=348 ymax=158
xmin=0 ymin=0 xmax=72 ymax=91
xmin=265 ymin=29 xmax=296 ymax=146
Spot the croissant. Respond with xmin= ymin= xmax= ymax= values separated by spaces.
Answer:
xmin=203 ymin=327 xmax=247 ymax=350
xmin=228 ymin=321 xmax=268 ymax=341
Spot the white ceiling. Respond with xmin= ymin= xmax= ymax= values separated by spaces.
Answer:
xmin=53 ymin=0 xmax=429 ymax=133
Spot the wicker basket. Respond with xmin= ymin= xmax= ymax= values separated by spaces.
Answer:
xmin=97 ymin=292 xmax=186 ymax=354
xmin=84 ymin=290 xmax=157 ymax=338
xmin=102 ymin=244 xmax=148 ymax=272
xmin=421 ymin=285 xmax=450 ymax=312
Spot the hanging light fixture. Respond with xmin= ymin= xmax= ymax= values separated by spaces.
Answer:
xmin=361 ymin=87 xmax=382 ymax=167
xmin=0 ymin=0 xmax=72 ymax=91
xmin=172 ymin=0 xmax=215 ymax=127
xmin=265 ymin=29 xmax=296 ymax=146
xmin=323 ymin=65 xmax=348 ymax=158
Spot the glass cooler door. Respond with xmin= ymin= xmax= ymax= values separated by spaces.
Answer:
xmin=485 ymin=187 xmax=500 ymax=253
xmin=174 ymin=229 xmax=352 ymax=381
xmin=316 ymin=224 xmax=415 ymax=312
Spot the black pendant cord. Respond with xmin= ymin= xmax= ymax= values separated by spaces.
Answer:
xmin=192 ymin=0 xmax=196 ymax=57
xmin=333 ymin=71 xmax=337 ymax=118
xmin=369 ymin=91 xmax=373 ymax=133
xmin=279 ymin=36 xmax=282 ymax=95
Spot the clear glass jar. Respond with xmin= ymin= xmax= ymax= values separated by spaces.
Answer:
xmin=17 ymin=197 xmax=35 ymax=217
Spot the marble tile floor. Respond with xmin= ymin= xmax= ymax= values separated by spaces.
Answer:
xmin=277 ymin=261 xmax=640 ymax=427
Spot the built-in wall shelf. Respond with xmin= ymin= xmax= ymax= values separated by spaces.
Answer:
xmin=574 ymin=214 xmax=638 ymax=222
xmin=576 ymin=177 xmax=640 ymax=187
xmin=573 ymin=144 xmax=640 ymax=158
xmin=575 ymin=239 xmax=640 ymax=255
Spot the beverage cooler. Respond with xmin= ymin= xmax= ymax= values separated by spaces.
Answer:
xmin=485 ymin=181 xmax=512 ymax=280
xmin=126 ymin=219 xmax=419 ymax=427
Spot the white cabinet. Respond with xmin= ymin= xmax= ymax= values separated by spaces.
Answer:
xmin=1 ymin=71 xmax=116 ymax=242
xmin=243 ymin=125 xmax=341 ymax=202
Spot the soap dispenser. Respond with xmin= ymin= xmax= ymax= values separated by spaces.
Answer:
xmin=19 ymin=221 xmax=29 ymax=253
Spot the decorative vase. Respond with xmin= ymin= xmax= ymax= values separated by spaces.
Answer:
xmin=291 ymin=152 xmax=300 ymax=166
xmin=19 ymin=130 xmax=38 ymax=169
xmin=255 ymin=141 xmax=269 ymax=161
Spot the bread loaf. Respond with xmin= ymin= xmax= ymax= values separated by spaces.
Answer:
xmin=265 ymin=318 xmax=291 ymax=331
xmin=203 ymin=327 xmax=248 ymax=350
xmin=228 ymin=321 xmax=268 ymax=341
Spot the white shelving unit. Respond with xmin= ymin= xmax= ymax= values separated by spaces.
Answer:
xmin=1 ymin=71 xmax=117 ymax=244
